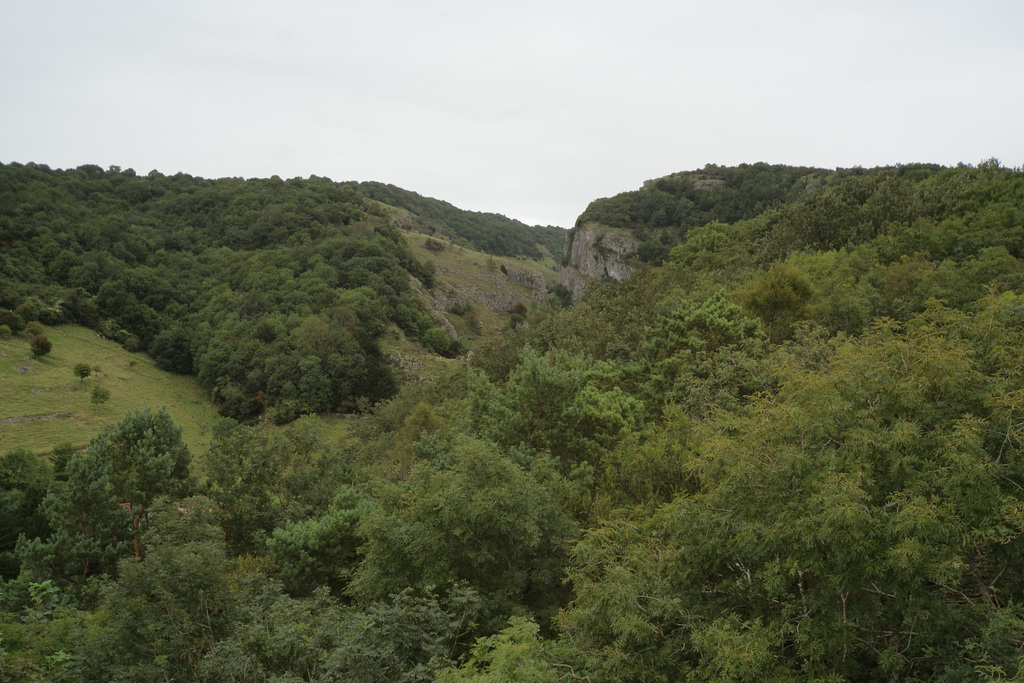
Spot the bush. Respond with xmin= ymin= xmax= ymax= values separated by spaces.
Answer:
xmin=0 ymin=324 xmax=10 ymax=340
xmin=421 ymin=328 xmax=455 ymax=357
xmin=24 ymin=321 xmax=44 ymax=336
xmin=28 ymin=335 xmax=51 ymax=359
xmin=90 ymin=386 xmax=110 ymax=406
xmin=149 ymin=327 xmax=193 ymax=374
xmin=0 ymin=309 xmax=22 ymax=333
xmin=448 ymin=301 xmax=473 ymax=316
xmin=74 ymin=362 xmax=92 ymax=381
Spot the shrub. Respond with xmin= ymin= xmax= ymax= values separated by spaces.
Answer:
xmin=90 ymin=386 xmax=110 ymax=406
xmin=0 ymin=309 xmax=23 ymax=333
xmin=29 ymin=335 xmax=52 ymax=359
xmin=73 ymin=362 xmax=92 ymax=381
xmin=421 ymin=328 xmax=454 ymax=357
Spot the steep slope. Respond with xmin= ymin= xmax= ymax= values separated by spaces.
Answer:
xmin=0 ymin=163 xmax=562 ymax=420
xmin=557 ymin=162 xmax=958 ymax=297
xmin=558 ymin=163 xmax=826 ymax=297
xmin=358 ymin=181 xmax=566 ymax=258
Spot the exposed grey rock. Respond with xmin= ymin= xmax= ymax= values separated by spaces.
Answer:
xmin=0 ymin=411 xmax=75 ymax=425
xmin=693 ymin=178 xmax=726 ymax=190
xmin=409 ymin=277 xmax=460 ymax=339
xmin=558 ymin=224 xmax=639 ymax=300
xmin=429 ymin=264 xmax=548 ymax=313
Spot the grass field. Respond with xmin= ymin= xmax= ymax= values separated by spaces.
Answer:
xmin=0 ymin=325 xmax=220 ymax=458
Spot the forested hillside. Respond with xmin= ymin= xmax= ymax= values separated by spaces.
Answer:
xmin=358 ymin=181 xmax=565 ymax=257
xmin=4 ymin=160 xmax=1024 ymax=682
xmin=572 ymin=161 xmax=940 ymax=265
xmin=577 ymin=162 xmax=825 ymax=230
xmin=0 ymin=163 xmax=563 ymax=421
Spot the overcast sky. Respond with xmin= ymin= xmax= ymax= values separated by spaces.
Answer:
xmin=2 ymin=1 xmax=1022 ymax=228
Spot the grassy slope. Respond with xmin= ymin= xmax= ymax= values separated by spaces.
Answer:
xmin=0 ymin=325 xmax=220 ymax=458
xmin=0 ymin=233 xmax=556 ymax=459
xmin=371 ymin=230 xmax=564 ymax=390
xmin=402 ymin=229 xmax=560 ymax=337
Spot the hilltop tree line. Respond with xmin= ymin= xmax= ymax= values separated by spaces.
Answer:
xmin=3 ymin=160 xmax=1024 ymax=681
xmin=358 ymin=181 xmax=566 ymax=257
xmin=571 ymin=161 xmax=987 ymax=266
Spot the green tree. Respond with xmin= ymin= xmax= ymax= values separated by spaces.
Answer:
xmin=28 ymin=335 xmax=51 ymax=359
xmin=297 ymin=354 xmax=332 ymax=413
xmin=198 ymin=586 xmax=473 ymax=683
xmin=739 ymin=261 xmax=813 ymax=342
xmin=437 ymin=617 xmax=567 ymax=683
xmin=561 ymin=303 xmax=1024 ymax=681
xmin=640 ymin=290 xmax=763 ymax=409
xmin=70 ymin=497 xmax=236 ymax=681
xmin=85 ymin=407 xmax=191 ymax=559
xmin=644 ymin=290 xmax=761 ymax=362
xmin=148 ymin=326 xmax=193 ymax=374
xmin=470 ymin=347 xmax=644 ymax=475
xmin=16 ymin=409 xmax=189 ymax=602
xmin=72 ymin=362 xmax=92 ymax=382
xmin=266 ymin=486 xmax=371 ymax=596
xmin=351 ymin=436 xmax=578 ymax=631
xmin=422 ymin=327 xmax=456 ymax=357
xmin=14 ymin=447 xmax=130 ymax=603
xmin=205 ymin=418 xmax=343 ymax=551
xmin=0 ymin=450 xmax=53 ymax=581
xmin=90 ymin=386 xmax=110 ymax=406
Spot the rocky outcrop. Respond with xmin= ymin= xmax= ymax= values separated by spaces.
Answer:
xmin=558 ymin=224 xmax=639 ymax=300
xmin=430 ymin=264 xmax=548 ymax=313
xmin=409 ymin=277 xmax=460 ymax=339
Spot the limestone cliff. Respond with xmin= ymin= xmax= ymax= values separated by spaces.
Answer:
xmin=431 ymin=262 xmax=548 ymax=313
xmin=558 ymin=224 xmax=639 ymax=299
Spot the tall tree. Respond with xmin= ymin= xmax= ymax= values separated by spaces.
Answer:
xmin=89 ymin=407 xmax=192 ymax=559
xmin=352 ymin=436 xmax=579 ymax=631
xmin=15 ymin=407 xmax=192 ymax=598
xmin=15 ymin=447 xmax=129 ymax=602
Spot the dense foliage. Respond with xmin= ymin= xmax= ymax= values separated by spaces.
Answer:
xmin=359 ymin=182 xmax=566 ymax=257
xmin=0 ymin=163 xmax=561 ymax=419
xmin=577 ymin=162 xmax=826 ymax=231
xmin=571 ymin=161 xmax=980 ymax=266
xmin=4 ymin=160 xmax=1024 ymax=681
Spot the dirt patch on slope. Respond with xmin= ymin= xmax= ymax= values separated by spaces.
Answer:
xmin=0 ymin=411 xmax=75 ymax=425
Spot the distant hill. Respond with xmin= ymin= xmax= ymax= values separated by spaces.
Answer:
xmin=358 ymin=181 xmax=566 ymax=258
xmin=568 ymin=162 xmax=953 ymax=265
xmin=575 ymin=162 xmax=829 ymax=231
xmin=0 ymin=162 xmax=563 ymax=422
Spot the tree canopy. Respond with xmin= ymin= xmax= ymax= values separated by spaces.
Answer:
xmin=4 ymin=160 xmax=1024 ymax=681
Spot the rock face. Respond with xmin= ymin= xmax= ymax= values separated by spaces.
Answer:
xmin=429 ymin=264 xmax=548 ymax=314
xmin=410 ymin=277 xmax=461 ymax=339
xmin=558 ymin=224 xmax=639 ymax=300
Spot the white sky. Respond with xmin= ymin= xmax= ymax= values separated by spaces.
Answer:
xmin=2 ymin=1 xmax=1022 ymax=228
